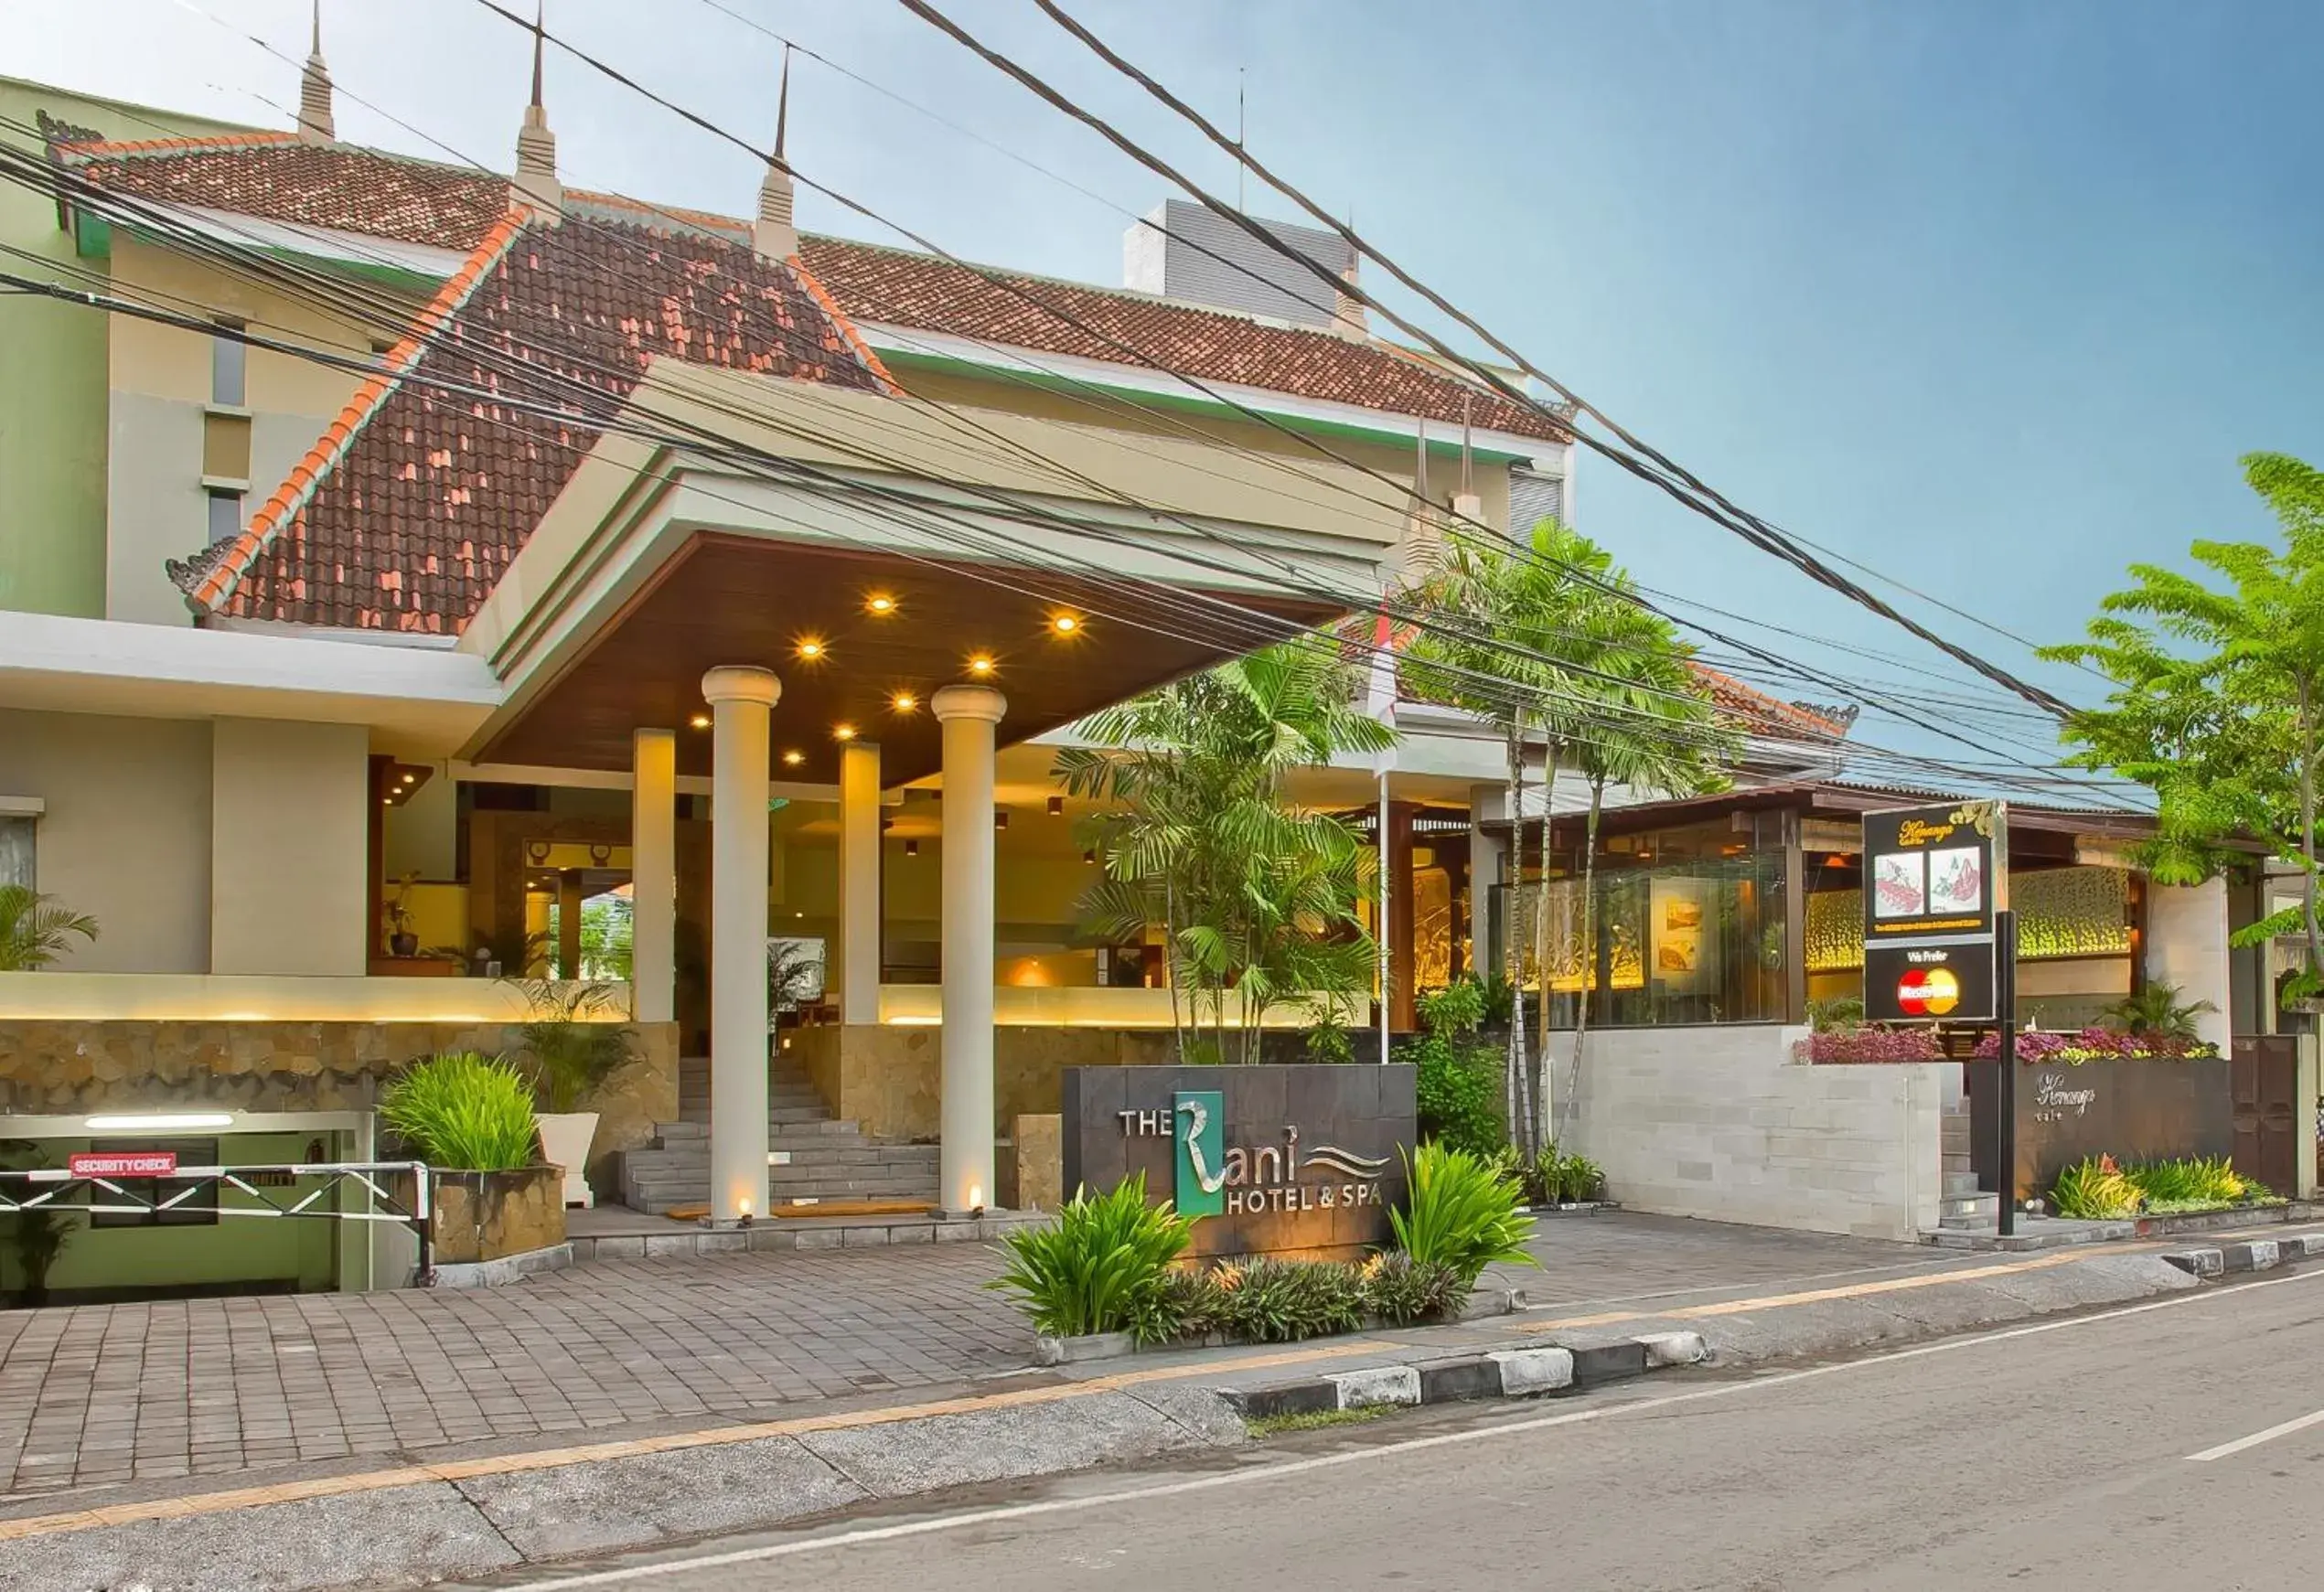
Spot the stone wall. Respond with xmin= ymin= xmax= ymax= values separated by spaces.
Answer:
xmin=1558 ymin=1024 xmax=1951 ymax=1242
xmin=0 ymin=1019 xmax=679 ymax=1194
xmin=793 ymin=1023 xmax=1185 ymax=1142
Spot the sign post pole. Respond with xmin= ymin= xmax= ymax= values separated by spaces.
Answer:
xmin=1996 ymin=908 xmax=2019 ymax=1239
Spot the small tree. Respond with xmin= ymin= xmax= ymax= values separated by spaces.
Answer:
xmin=0 ymin=885 xmax=98 ymax=971
xmin=2043 ymin=453 xmax=2324 ymax=1006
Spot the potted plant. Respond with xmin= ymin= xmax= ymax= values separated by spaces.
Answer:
xmin=383 ymin=872 xmax=421 ymax=958
xmin=0 ymin=885 xmax=98 ymax=970
xmin=509 ymin=980 xmax=632 ymax=1209
xmin=380 ymin=1051 xmax=563 ymax=1265
xmin=1 ymin=1144 xmax=75 ymax=1307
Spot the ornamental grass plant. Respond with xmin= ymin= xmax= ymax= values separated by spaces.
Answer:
xmin=988 ymin=1174 xmax=1193 ymax=1342
xmin=1390 ymin=1141 xmax=1539 ymax=1289
xmin=380 ymin=1052 xmax=541 ymax=1171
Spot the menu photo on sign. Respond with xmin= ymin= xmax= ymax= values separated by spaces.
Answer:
xmin=1862 ymin=800 xmax=2006 ymax=942
xmin=1649 ymin=876 xmax=1713 ymax=994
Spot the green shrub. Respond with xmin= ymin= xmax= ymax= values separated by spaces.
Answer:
xmin=509 ymin=980 xmax=634 ymax=1113
xmin=1156 ymin=1263 xmax=1229 ymax=1339
xmin=1417 ymin=978 xmax=1485 ymax=1037
xmin=1211 ymin=1256 xmax=1366 ymax=1342
xmin=2051 ymin=1154 xmax=2144 ymax=1220
xmin=988 ymin=1175 xmax=1193 ymax=1341
xmin=1356 ymin=1251 xmax=1465 ymax=1325
xmin=2120 ymin=1155 xmax=2261 ymax=1211
xmin=1408 ymin=1031 xmax=1505 ymax=1159
xmin=380 ymin=1052 xmax=541 ymax=1171
xmin=1391 ymin=1141 xmax=1538 ymax=1288
xmin=1553 ymin=1151 xmax=1605 ymax=1203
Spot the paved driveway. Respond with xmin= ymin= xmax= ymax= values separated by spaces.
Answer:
xmin=0 ymin=1242 xmax=1030 ymax=1499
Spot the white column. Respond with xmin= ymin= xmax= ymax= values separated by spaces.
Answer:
xmin=630 ymin=728 xmax=678 ymax=1024
xmin=933 ymin=684 xmax=1006 ymax=1213
xmin=1468 ymin=783 xmax=1503 ymax=981
xmin=839 ymin=738 xmax=884 ymax=1023
xmin=702 ymin=665 xmax=779 ymax=1225
xmin=2146 ymin=877 xmax=2234 ymax=1054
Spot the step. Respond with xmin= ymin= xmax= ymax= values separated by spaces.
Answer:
xmin=1943 ymin=1170 xmax=1982 ymax=1197
xmin=1938 ymin=1191 xmax=2001 ymax=1229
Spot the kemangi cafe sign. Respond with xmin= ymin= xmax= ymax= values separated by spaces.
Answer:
xmin=1062 ymin=1064 xmax=1416 ymax=1260
xmin=1862 ymin=799 xmax=2008 ymax=1024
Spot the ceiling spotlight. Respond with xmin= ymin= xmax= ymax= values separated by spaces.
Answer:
xmin=1046 ymin=795 xmax=1064 ymax=817
xmin=1050 ymin=613 xmax=1081 ymax=636
xmin=401 ymin=772 xmax=416 ymax=785
xmin=832 ymin=723 xmax=857 ymax=742
xmin=796 ymin=637 xmax=825 ymax=661
xmin=967 ymin=654 xmax=995 ymax=677
xmin=994 ymin=809 xmax=1010 ymax=829
xmin=689 ymin=713 xmax=712 ymax=730
xmin=892 ymin=691 xmax=918 ymax=713
xmin=867 ymin=593 xmax=896 ymax=615
xmin=1082 ymin=849 xmax=1097 ymax=865
xmin=904 ymin=838 xmax=920 ymax=857
xmin=782 ymin=750 xmax=805 ymax=767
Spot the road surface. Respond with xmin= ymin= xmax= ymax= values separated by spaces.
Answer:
xmin=465 ymin=1266 xmax=2324 ymax=1590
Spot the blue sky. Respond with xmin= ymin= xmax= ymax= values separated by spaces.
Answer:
xmin=15 ymin=0 xmax=2321 ymax=773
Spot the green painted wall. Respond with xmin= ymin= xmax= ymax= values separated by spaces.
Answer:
xmin=0 ymin=76 xmax=252 ymax=617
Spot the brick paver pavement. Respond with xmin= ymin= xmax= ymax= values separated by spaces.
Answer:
xmin=0 ymin=1242 xmax=1030 ymax=1498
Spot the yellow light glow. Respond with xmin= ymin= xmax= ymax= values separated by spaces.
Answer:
xmin=887 ymin=1014 xmax=943 ymax=1026
xmin=797 ymin=637 xmax=825 ymax=661
xmin=782 ymin=750 xmax=805 ymax=766
xmin=738 ymin=1197 xmax=753 ymax=1218
xmin=968 ymin=654 xmax=995 ymax=676
xmin=1050 ymin=613 xmax=1080 ymax=636
xmin=833 ymin=723 xmax=857 ymax=742
xmin=689 ymin=713 xmax=712 ymax=730
xmin=892 ymin=691 xmax=918 ymax=713
xmin=867 ymin=593 xmax=896 ymax=615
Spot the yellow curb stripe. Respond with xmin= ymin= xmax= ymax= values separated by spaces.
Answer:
xmin=1516 ymin=1248 xmax=2093 ymax=1333
xmin=0 ymin=1339 xmax=1403 ymax=1544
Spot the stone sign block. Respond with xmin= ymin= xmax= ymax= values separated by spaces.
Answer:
xmin=1061 ymin=1063 xmax=1417 ymax=1261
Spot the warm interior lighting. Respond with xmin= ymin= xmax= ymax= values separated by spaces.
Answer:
xmin=1825 ymin=853 xmax=1851 ymax=868
xmin=1082 ymin=849 xmax=1097 ymax=865
xmin=1046 ymin=795 xmax=1065 ymax=817
xmin=401 ymin=773 xmax=416 ymax=785
xmin=796 ymin=637 xmax=825 ymax=661
xmin=967 ymin=654 xmax=995 ymax=676
xmin=737 ymin=1196 xmax=753 ymax=1218
xmin=85 ymin=1112 xmax=234 ymax=1132
xmin=689 ymin=713 xmax=712 ymax=730
xmin=904 ymin=838 xmax=920 ymax=857
xmin=1049 ymin=613 xmax=1080 ymax=636
xmin=994 ymin=810 xmax=1010 ymax=829
xmin=867 ymin=593 xmax=896 ymax=615
xmin=889 ymin=1014 xmax=942 ymax=1026
xmin=782 ymin=750 xmax=804 ymax=766
xmin=833 ymin=723 xmax=857 ymax=742
xmin=892 ymin=691 xmax=918 ymax=713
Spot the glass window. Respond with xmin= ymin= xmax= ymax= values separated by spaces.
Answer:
xmin=206 ymin=488 xmax=243 ymax=545
xmin=0 ymin=815 xmax=31 ymax=888
xmin=211 ymin=318 xmax=246 ymax=406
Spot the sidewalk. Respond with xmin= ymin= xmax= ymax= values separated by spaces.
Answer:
xmin=5 ymin=1213 xmax=2316 ymax=1591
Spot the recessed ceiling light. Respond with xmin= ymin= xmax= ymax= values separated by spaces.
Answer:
xmin=867 ymin=593 xmax=896 ymax=615
xmin=968 ymin=654 xmax=995 ymax=677
xmin=782 ymin=750 xmax=805 ymax=767
xmin=994 ymin=809 xmax=1010 ymax=829
xmin=1046 ymin=795 xmax=1064 ymax=817
xmin=401 ymin=773 xmax=416 ymax=785
xmin=892 ymin=691 xmax=918 ymax=713
xmin=833 ymin=723 xmax=856 ymax=742
xmin=797 ymin=637 xmax=825 ymax=661
xmin=1082 ymin=849 xmax=1097 ymax=865
xmin=1050 ymin=613 xmax=1081 ymax=636
xmin=904 ymin=838 xmax=919 ymax=857
xmin=689 ymin=713 xmax=712 ymax=730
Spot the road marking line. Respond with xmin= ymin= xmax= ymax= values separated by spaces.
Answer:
xmin=2186 ymin=1406 xmax=2324 ymax=1463
xmin=500 ymin=1265 xmax=2324 ymax=1589
xmin=1520 ymin=1248 xmax=2090 ymax=1331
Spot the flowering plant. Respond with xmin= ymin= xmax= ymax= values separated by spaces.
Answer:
xmin=1972 ymin=1027 xmax=2221 ymax=1064
xmin=1795 ymin=1028 xmax=1946 ymax=1064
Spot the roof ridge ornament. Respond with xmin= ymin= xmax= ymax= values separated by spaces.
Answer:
xmin=754 ymin=43 xmax=799 ymax=262
xmin=295 ymin=0 xmax=335 ymax=144
xmin=512 ymin=0 xmax=562 ymax=219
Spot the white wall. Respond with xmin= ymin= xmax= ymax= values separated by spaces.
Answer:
xmin=209 ymin=717 xmax=369 ymax=975
xmin=2147 ymin=879 xmax=2234 ymax=1052
xmin=0 ymin=708 xmax=213 ymax=971
xmin=1558 ymin=1024 xmax=1952 ymax=1242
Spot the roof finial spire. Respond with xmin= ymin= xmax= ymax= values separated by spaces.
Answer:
xmin=1451 ymin=391 xmax=1484 ymax=528
xmin=754 ymin=42 xmax=799 ymax=262
xmin=1331 ymin=207 xmax=1365 ymax=339
xmin=295 ymin=0 xmax=335 ymax=144
xmin=512 ymin=0 xmax=562 ymax=219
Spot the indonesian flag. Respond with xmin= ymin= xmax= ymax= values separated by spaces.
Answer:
xmin=1363 ymin=604 xmax=1398 ymax=773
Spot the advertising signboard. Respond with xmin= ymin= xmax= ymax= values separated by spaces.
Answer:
xmin=1862 ymin=800 xmax=2008 ymax=1023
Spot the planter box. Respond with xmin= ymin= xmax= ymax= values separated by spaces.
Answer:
xmin=1969 ymin=1056 xmax=2233 ymax=1203
xmin=431 ymin=1165 xmax=567 ymax=1266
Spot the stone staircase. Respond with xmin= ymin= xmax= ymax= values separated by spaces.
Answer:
xmin=616 ymin=1054 xmax=940 ymax=1214
xmin=1936 ymin=1099 xmax=1999 ymax=1231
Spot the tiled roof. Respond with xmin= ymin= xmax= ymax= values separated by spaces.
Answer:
xmin=1694 ymin=667 xmax=1849 ymax=742
xmin=174 ymin=209 xmax=891 ymax=631
xmin=55 ymin=134 xmax=509 ymax=249
xmin=797 ymin=235 xmax=1571 ymax=446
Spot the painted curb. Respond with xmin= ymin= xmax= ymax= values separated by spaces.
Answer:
xmin=2160 ymin=1232 xmax=2324 ymax=1278
xmin=1224 ymin=1330 xmax=1707 ymax=1420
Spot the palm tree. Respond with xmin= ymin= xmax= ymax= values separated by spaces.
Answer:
xmin=2101 ymin=981 xmax=2216 ymax=1042
xmin=1056 ymin=638 xmax=1392 ymax=1063
xmin=0 ymin=885 xmax=98 ymax=971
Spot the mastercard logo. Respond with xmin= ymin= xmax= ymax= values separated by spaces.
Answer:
xmin=1896 ymin=967 xmax=1960 ymax=1018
